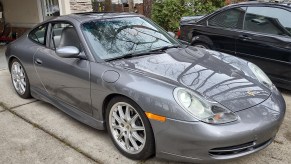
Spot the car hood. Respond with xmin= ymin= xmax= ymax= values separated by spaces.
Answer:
xmin=109 ymin=47 xmax=271 ymax=112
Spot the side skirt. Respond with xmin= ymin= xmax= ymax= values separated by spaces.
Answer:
xmin=31 ymin=87 xmax=105 ymax=130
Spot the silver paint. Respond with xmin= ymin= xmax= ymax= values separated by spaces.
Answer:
xmin=5 ymin=13 xmax=286 ymax=163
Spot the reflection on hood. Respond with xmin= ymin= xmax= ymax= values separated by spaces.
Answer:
xmin=110 ymin=47 xmax=271 ymax=112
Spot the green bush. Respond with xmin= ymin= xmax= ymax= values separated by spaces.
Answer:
xmin=151 ymin=0 xmax=225 ymax=32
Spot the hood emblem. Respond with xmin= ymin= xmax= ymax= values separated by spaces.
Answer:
xmin=247 ymin=90 xmax=255 ymax=96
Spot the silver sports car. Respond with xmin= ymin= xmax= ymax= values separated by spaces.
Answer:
xmin=5 ymin=13 xmax=285 ymax=163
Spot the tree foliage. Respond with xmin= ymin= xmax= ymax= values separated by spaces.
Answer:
xmin=151 ymin=0 xmax=225 ymax=31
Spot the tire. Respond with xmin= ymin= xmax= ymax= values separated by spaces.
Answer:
xmin=10 ymin=58 xmax=31 ymax=99
xmin=193 ymin=42 xmax=210 ymax=49
xmin=106 ymin=96 xmax=155 ymax=160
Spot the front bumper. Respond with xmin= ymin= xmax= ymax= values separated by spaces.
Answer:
xmin=151 ymin=89 xmax=286 ymax=163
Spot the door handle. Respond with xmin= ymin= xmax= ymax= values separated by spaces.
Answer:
xmin=34 ymin=58 xmax=42 ymax=65
xmin=239 ymin=35 xmax=252 ymax=41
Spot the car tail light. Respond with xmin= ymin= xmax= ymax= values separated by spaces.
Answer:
xmin=176 ymin=28 xmax=181 ymax=39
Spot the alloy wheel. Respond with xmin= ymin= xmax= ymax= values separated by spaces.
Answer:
xmin=11 ymin=62 xmax=26 ymax=95
xmin=109 ymin=102 xmax=146 ymax=154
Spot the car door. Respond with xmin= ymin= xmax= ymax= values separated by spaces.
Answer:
xmin=33 ymin=22 xmax=92 ymax=115
xmin=236 ymin=6 xmax=291 ymax=86
xmin=195 ymin=7 xmax=246 ymax=54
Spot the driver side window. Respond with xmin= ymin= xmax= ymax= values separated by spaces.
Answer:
xmin=50 ymin=22 xmax=82 ymax=50
xmin=244 ymin=7 xmax=291 ymax=37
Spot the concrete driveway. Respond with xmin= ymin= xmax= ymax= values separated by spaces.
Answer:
xmin=0 ymin=46 xmax=291 ymax=164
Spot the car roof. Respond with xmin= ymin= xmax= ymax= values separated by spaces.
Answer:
xmin=52 ymin=12 xmax=143 ymax=23
xmin=228 ymin=1 xmax=291 ymax=8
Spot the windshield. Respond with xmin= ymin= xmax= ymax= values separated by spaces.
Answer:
xmin=82 ymin=16 xmax=180 ymax=60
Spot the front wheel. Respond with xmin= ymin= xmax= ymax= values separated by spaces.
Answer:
xmin=106 ymin=96 xmax=155 ymax=160
xmin=10 ymin=59 xmax=31 ymax=99
xmin=193 ymin=42 xmax=210 ymax=49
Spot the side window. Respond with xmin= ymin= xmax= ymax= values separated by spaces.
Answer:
xmin=50 ymin=22 xmax=81 ymax=50
xmin=208 ymin=7 xmax=246 ymax=29
xmin=29 ymin=25 xmax=47 ymax=45
xmin=244 ymin=7 xmax=291 ymax=37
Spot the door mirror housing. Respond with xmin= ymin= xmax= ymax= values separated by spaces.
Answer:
xmin=56 ymin=46 xmax=80 ymax=58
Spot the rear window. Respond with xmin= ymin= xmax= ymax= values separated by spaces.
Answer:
xmin=28 ymin=24 xmax=47 ymax=45
xmin=208 ymin=7 xmax=246 ymax=29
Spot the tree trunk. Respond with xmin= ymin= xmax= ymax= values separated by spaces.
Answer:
xmin=104 ymin=0 xmax=112 ymax=12
xmin=143 ymin=0 xmax=152 ymax=17
xmin=128 ymin=0 xmax=134 ymax=12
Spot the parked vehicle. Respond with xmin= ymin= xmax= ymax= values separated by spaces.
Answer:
xmin=179 ymin=2 xmax=291 ymax=90
xmin=6 ymin=12 xmax=285 ymax=163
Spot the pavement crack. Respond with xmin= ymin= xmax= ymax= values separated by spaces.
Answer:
xmin=6 ymin=107 xmax=102 ymax=164
xmin=9 ymin=100 xmax=39 ymax=110
xmin=0 ymin=102 xmax=8 ymax=112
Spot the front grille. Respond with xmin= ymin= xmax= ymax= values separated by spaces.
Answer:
xmin=209 ymin=139 xmax=271 ymax=156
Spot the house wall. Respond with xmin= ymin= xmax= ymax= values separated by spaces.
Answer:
xmin=70 ymin=0 xmax=93 ymax=13
xmin=0 ymin=0 xmax=41 ymax=28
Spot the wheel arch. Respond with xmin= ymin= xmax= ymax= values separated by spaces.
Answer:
xmin=191 ymin=35 xmax=214 ymax=49
xmin=102 ymin=93 xmax=142 ymax=125
xmin=7 ymin=56 xmax=20 ymax=72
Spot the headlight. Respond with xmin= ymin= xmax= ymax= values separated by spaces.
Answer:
xmin=248 ymin=63 xmax=272 ymax=87
xmin=173 ymin=88 xmax=238 ymax=124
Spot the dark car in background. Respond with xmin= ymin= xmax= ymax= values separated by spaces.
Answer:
xmin=179 ymin=2 xmax=291 ymax=90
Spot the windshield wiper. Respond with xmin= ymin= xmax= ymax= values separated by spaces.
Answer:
xmin=105 ymin=45 xmax=182 ymax=62
xmin=105 ymin=51 xmax=163 ymax=62
xmin=151 ymin=45 xmax=181 ymax=52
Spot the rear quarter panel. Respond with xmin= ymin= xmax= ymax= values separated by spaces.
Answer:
xmin=6 ymin=35 xmax=42 ymax=92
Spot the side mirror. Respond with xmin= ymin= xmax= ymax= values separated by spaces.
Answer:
xmin=56 ymin=46 xmax=80 ymax=58
xmin=167 ymin=31 xmax=176 ymax=38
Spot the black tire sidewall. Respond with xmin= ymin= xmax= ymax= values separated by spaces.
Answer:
xmin=105 ymin=96 xmax=155 ymax=160
xmin=193 ymin=42 xmax=210 ymax=49
xmin=10 ymin=59 xmax=31 ymax=99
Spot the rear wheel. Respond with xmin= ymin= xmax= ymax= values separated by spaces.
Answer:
xmin=106 ymin=96 xmax=155 ymax=160
xmin=10 ymin=59 xmax=31 ymax=99
xmin=193 ymin=42 xmax=210 ymax=49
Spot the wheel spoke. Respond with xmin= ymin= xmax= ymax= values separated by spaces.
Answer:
xmin=11 ymin=73 xmax=17 ymax=79
xmin=15 ymin=81 xmax=20 ymax=90
xmin=125 ymin=106 xmax=131 ymax=121
xmin=17 ymin=82 xmax=22 ymax=93
xmin=124 ymin=135 xmax=130 ymax=149
xmin=129 ymin=135 xmax=139 ymax=150
xmin=19 ymin=74 xmax=25 ymax=80
xmin=132 ymin=132 xmax=145 ymax=144
xmin=16 ymin=65 xmax=20 ymax=73
xmin=117 ymin=130 xmax=124 ymax=140
xmin=20 ymin=82 xmax=25 ymax=93
xmin=117 ymin=105 xmax=125 ymax=120
xmin=132 ymin=125 xmax=145 ymax=131
xmin=112 ymin=124 xmax=122 ymax=130
xmin=21 ymin=79 xmax=26 ymax=86
xmin=130 ymin=114 xmax=138 ymax=124
xmin=113 ymin=112 xmax=124 ymax=124
xmin=14 ymin=64 xmax=17 ymax=73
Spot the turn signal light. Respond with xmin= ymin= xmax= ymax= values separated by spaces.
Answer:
xmin=145 ymin=112 xmax=166 ymax=122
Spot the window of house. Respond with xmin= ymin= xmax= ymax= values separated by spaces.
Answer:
xmin=208 ymin=7 xmax=246 ymax=29
xmin=42 ymin=0 xmax=60 ymax=20
xmin=244 ymin=7 xmax=291 ymax=37
xmin=28 ymin=25 xmax=47 ymax=45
